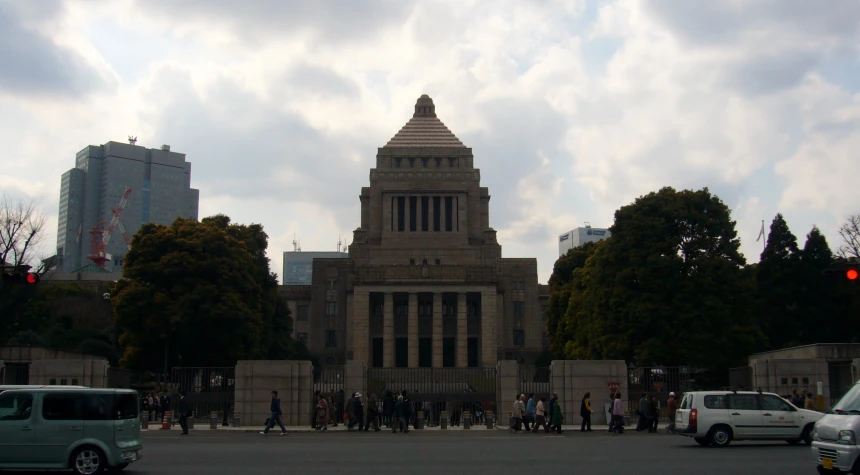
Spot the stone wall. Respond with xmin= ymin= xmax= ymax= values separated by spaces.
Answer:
xmin=750 ymin=358 xmax=831 ymax=407
xmin=550 ymin=360 xmax=628 ymax=426
xmin=233 ymin=360 xmax=313 ymax=427
xmin=29 ymin=359 xmax=109 ymax=387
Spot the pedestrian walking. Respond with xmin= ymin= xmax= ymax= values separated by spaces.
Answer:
xmin=665 ymin=392 xmax=678 ymax=432
xmin=636 ymin=393 xmax=650 ymax=432
xmin=392 ymin=395 xmax=411 ymax=433
xmin=510 ymin=395 xmax=525 ymax=433
xmin=525 ymin=394 xmax=536 ymax=432
xmin=550 ymin=394 xmax=564 ymax=434
xmin=580 ymin=392 xmax=593 ymax=432
xmin=316 ymin=393 xmax=329 ymax=431
xmin=534 ymin=397 xmax=549 ymax=433
xmin=365 ymin=394 xmax=380 ymax=431
xmin=648 ymin=395 xmax=659 ymax=433
xmin=610 ymin=392 xmax=624 ymax=434
xmin=178 ymin=391 xmax=190 ymax=435
xmin=259 ymin=390 xmax=287 ymax=436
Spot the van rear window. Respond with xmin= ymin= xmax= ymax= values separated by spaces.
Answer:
xmin=704 ymin=395 xmax=728 ymax=409
xmin=115 ymin=393 xmax=139 ymax=419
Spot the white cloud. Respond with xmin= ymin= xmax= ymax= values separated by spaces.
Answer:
xmin=1 ymin=0 xmax=858 ymax=284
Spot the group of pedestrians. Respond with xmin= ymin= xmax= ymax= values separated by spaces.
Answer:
xmin=313 ymin=390 xmax=415 ymax=433
xmin=509 ymin=393 xmax=565 ymax=434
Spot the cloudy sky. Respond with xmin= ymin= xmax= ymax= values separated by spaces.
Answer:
xmin=2 ymin=0 xmax=859 ymax=283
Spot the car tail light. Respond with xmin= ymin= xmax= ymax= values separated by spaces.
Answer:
xmin=690 ymin=409 xmax=697 ymax=425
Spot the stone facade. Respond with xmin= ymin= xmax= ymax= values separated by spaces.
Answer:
xmin=282 ymin=95 xmax=550 ymax=368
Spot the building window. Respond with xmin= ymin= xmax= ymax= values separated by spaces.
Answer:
xmin=410 ymin=259 xmax=415 ymax=265
xmin=409 ymin=158 xmax=415 ymax=168
xmin=325 ymin=330 xmax=337 ymax=348
xmin=781 ymin=378 xmax=788 ymax=385
xmin=394 ymin=158 xmax=401 ymax=168
xmin=409 ymin=197 xmax=417 ymax=231
xmin=513 ymin=302 xmax=524 ymax=319
xmin=397 ymin=196 xmax=405 ymax=232
xmin=444 ymin=196 xmax=453 ymax=232
xmin=435 ymin=259 xmax=441 ymax=265
xmin=325 ymin=301 xmax=337 ymax=316
xmin=327 ymin=279 xmax=336 ymax=290
xmin=421 ymin=197 xmax=429 ymax=231
xmin=422 ymin=158 xmax=428 ymax=168
xmin=435 ymin=158 xmax=442 ymax=168
xmin=541 ymin=333 xmax=549 ymax=348
xmin=422 ymin=259 xmax=428 ymax=266
xmin=513 ymin=330 xmax=525 ymax=347
xmin=297 ymin=333 xmax=308 ymax=344
xmin=297 ymin=305 xmax=309 ymax=321
xmin=433 ymin=197 xmax=441 ymax=231
xmin=448 ymin=157 xmax=456 ymax=167
xmin=802 ymin=377 xmax=809 ymax=385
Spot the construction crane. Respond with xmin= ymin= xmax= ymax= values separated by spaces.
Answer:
xmin=87 ymin=187 xmax=132 ymax=269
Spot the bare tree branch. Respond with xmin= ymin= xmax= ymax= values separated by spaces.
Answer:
xmin=837 ymin=214 xmax=860 ymax=260
xmin=0 ymin=194 xmax=48 ymax=269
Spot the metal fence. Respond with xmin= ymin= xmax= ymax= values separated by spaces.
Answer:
xmin=628 ymin=366 xmax=695 ymax=422
xmin=519 ymin=366 xmax=551 ymax=401
xmin=366 ymin=368 xmax=497 ymax=427
xmin=728 ymin=366 xmax=752 ymax=390
xmin=313 ymin=365 xmax=345 ymax=427
xmin=170 ymin=367 xmax=235 ymax=423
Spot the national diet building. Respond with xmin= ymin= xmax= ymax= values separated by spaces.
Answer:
xmin=281 ymin=95 xmax=550 ymax=368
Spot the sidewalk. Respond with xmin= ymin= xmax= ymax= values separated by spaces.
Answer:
xmin=143 ymin=423 xmax=670 ymax=433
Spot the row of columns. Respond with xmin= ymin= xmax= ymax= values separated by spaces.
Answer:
xmin=355 ymin=289 xmax=497 ymax=368
xmin=390 ymin=195 xmax=455 ymax=232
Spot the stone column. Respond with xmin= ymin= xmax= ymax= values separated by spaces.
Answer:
xmin=408 ymin=293 xmax=418 ymax=368
xmin=432 ymin=293 xmax=443 ymax=368
xmin=481 ymin=289 xmax=498 ymax=367
xmin=456 ymin=292 xmax=467 ymax=368
xmin=383 ymin=292 xmax=394 ymax=368
xmin=352 ymin=291 xmax=370 ymax=365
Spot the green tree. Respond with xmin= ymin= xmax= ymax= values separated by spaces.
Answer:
xmin=756 ymin=213 xmax=802 ymax=349
xmin=546 ymin=241 xmax=599 ymax=356
xmin=560 ymin=187 xmax=763 ymax=370
xmin=797 ymin=227 xmax=837 ymax=344
xmin=201 ymin=215 xmax=296 ymax=359
xmin=112 ymin=218 xmax=264 ymax=371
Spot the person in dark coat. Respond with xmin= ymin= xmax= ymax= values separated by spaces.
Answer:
xmin=177 ymin=391 xmax=190 ymax=435
xmin=383 ymin=391 xmax=395 ymax=428
xmin=393 ymin=395 xmax=411 ymax=433
xmin=259 ymin=390 xmax=287 ymax=435
xmin=580 ymin=392 xmax=593 ymax=432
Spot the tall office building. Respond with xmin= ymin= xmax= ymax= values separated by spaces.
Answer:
xmin=558 ymin=225 xmax=611 ymax=256
xmin=56 ymin=141 xmax=200 ymax=273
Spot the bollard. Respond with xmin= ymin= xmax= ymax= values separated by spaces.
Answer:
xmin=463 ymin=410 xmax=471 ymax=430
xmin=187 ymin=416 xmax=195 ymax=430
xmin=141 ymin=411 xmax=149 ymax=430
xmin=416 ymin=410 xmax=425 ymax=430
xmin=210 ymin=412 xmax=218 ymax=430
xmin=440 ymin=410 xmax=448 ymax=430
xmin=486 ymin=410 xmax=495 ymax=429
xmin=233 ymin=412 xmax=241 ymax=427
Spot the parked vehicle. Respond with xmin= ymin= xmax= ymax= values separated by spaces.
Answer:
xmin=0 ymin=387 xmax=142 ymax=474
xmin=672 ymin=390 xmax=823 ymax=447
xmin=812 ymin=380 xmax=860 ymax=474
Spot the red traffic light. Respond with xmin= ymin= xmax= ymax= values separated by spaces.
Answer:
xmin=848 ymin=269 xmax=859 ymax=281
xmin=26 ymin=273 xmax=39 ymax=284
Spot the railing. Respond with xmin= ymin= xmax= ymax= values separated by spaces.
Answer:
xmin=170 ymin=367 xmax=235 ymax=421
xmin=628 ymin=366 xmax=695 ymax=422
xmin=518 ymin=366 xmax=550 ymax=400
xmin=0 ymin=363 xmax=29 ymax=385
xmin=313 ymin=365 xmax=346 ymax=427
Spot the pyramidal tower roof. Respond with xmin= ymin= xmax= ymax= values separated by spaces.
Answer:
xmin=384 ymin=95 xmax=466 ymax=148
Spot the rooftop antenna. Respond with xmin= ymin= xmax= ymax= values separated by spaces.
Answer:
xmin=128 ymin=135 xmax=137 ymax=145
xmin=292 ymin=234 xmax=298 ymax=252
xmin=337 ymin=235 xmax=342 ymax=253
xmin=584 ymin=221 xmax=591 ymax=228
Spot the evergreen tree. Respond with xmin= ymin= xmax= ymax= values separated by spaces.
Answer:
xmin=756 ymin=213 xmax=802 ymax=349
xmin=546 ymin=241 xmax=599 ymax=357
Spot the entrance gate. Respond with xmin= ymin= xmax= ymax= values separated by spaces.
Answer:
xmin=366 ymin=368 xmax=497 ymax=427
xmin=171 ymin=367 xmax=235 ymax=423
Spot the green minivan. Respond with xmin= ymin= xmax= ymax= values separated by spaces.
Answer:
xmin=0 ymin=387 xmax=143 ymax=474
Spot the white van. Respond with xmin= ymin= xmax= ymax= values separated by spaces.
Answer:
xmin=673 ymin=390 xmax=823 ymax=447
xmin=811 ymin=380 xmax=860 ymax=474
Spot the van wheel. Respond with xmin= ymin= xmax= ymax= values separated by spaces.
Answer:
xmin=708 ymin=426 xmax=732 ymax=447
xmin=71 ymin=446 xmax=106 ymax=475
xmin=694 ymin=437 xmax=710 ymax=446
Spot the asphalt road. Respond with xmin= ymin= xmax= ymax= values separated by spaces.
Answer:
xmin=3 ymin=430 xmax=818 ymax=474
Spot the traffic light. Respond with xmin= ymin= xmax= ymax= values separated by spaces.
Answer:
xmin=823 ymin=265 xmax=860 ymax=282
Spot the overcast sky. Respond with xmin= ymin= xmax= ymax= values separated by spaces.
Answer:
xmin=1 ymin=0 xmax=859 ymax=283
